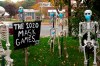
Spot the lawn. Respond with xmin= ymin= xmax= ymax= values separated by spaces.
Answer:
xmin=2 ymin=36 xmax=100 ymax=66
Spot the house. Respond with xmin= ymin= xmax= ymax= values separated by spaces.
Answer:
xmin=23 ymin=9 xmax=39 ymax=20
xmin=32 ymin=0 xmax=68 ymax=19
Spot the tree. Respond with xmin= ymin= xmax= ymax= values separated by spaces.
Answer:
xmin=21 ymin=0 xmax=35 ymax=8
xmin=93 ymin=0 xmax=100 ymax=18
xmin=69 ymin=0 xmax=100 ymax=37
xmin=4 ymin=3 xmax=18 ymax=19
xmin=49 ymin=0 xmax=67 ymax=14
xmin=0 ymin=1 xmax=7 ymax=7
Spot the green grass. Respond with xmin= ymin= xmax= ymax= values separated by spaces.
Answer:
xmin=1 ymin=36 xmax=100 ymax=66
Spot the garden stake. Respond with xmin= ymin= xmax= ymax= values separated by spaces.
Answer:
xmin=18 ymin=6 xmax=28 ymax=66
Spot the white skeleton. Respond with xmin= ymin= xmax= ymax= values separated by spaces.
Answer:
xmin=79 ymin=10 xmax=99 ymax=66
xmin=0 ymin=6 xmax=13 ymax=66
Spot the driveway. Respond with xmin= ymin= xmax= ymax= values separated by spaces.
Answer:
xmin=40 ymin=25 xmax=68 ymax=37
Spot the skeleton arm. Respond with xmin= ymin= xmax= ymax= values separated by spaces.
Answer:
xmin=95 ymin=21 xmax=99 ymax=34
xmin=95 ymin=21 xmax=99 ymax=48
xmin=4 ymin=25 xmax=13 ymax=66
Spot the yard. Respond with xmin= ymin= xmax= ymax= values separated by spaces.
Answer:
xmin=2 ymin=36 xmax=100 ymax=66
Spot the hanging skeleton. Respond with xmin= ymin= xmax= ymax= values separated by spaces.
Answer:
xmin=79 ymin=10 xmax=99 ymax=66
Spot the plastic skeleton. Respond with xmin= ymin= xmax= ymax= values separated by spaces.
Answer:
xmin=48 ymin=12 xmax=56 ymax=52
xmin=0 ymin=6 xmax=13 ymax=66
xmin=57 ymin=11 xmax=68 ymax=58
xmin=79 ymin=10 xmax=99 ymax=66
xmin=18 ymin=6 xmax=24 ymax=21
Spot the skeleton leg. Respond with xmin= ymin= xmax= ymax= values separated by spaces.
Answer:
xmin=96 ymin=41 xmax=99 ymax=48
xmin=48 ymin=38 xmax=52 ymax=52
xmin=64 ymin=45 xmax=68 ymax=58
xmin=93 ymin=46 xmax=97 ymax=66
xmin=58 ymin=45 xmax=61 ymax=57
xmin=83 ymin=46 xmax=87 ymax=66
xmin=58 ymin=35 xmax=61 ymax=57
xmin=11 ymin=63 xmax=13 ymax=66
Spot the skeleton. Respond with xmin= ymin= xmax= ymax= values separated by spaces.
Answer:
xmin=18 ymin=6 xmax=24 ymax=21
xmin=48 ymin=11 xmax=56 ymax=52
xmin=0 ymin=6 xmax=13 ymax=66
xmin=79 ymin=10 xmax=99 ymax=66
xmin=57 ymin=11 xmax=68 ymax=58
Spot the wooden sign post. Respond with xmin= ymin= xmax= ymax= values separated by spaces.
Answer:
xmin=25 ymin=48 xmax=28 ymax=66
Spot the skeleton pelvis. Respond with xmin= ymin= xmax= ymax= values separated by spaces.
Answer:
xmin=82 ymin=33 xmax=96 ymax=54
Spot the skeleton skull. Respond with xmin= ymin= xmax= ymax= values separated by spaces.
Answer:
xmin=0 ymin=6 xmax=5 ymax=17
xmin=19 ymin=6 xmax=23 ymax=9
xmin=18 ymin=6 xmax=24 ymax=13
xmin=84 ymin=10 xmax=92 ymax=22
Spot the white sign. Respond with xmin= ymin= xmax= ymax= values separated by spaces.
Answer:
xmin=40 ymin=2 xmax=52 ymax=7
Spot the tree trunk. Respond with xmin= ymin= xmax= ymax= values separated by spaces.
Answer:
xmin=10 ymin=16 xmax=12 ymax=21
xmin=68 ymin=0 xmax=71 ymax=36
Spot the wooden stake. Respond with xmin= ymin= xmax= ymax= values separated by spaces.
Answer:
xmin=25 ymin=48 xmax=28 ymax=66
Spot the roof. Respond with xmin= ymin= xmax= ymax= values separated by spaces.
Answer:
xmin=48 ymin=9 xmax=65 ymax=12
xmin=24 ymin=9 xmax=39 ymax=12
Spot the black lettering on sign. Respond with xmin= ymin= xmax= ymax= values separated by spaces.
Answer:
xmin=13 ymin=21 xmax=41 ymax=50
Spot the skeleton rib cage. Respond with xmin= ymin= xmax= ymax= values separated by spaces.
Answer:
xmin=80 ymin=21 xmax=98 ymax=35
xmin=79 ymin=21 xmax=99 ymax=48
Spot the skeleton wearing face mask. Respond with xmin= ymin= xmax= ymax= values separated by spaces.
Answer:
xmin=18 ymin=6 xmax=24 ymax=21
xmin=79 ymin=10 xmax=99 ymax=66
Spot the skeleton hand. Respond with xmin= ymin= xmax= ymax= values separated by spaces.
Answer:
xmin=96 ymin=30 xmax=99 ymax=33
xmin=79 ymin=45 xmax=83 ymax=52
xmin=79 ymin=34 xmax=82 ymax=37
xmin=80 ymin=0 xmax=84 ymax=3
